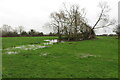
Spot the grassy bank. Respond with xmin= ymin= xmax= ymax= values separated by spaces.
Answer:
xmin=2 ymin=36 xmax=118 ymax=78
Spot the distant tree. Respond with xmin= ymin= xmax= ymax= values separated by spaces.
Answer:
xmin=17 ymin=26 xmax=24 ymax=36
xmin=38 ymin=32 xmax=43 ymax=36
xmin=109 ymin=34 xmax=117 ymax=36
xmin=102 ymin=34 xmax=108 ymax=36
xmin=113 ymin=24 xmax=120 ymax=36
xmin=6 ymin=31 xmax=19 ymax=37
xmin=28 ymin=29 xmax=42 ymax=36
xmin=49 ymin=32 xmax=54 ymax=36
xmin=1 ymin=25 xmax=44 ymax=37
xmin=2 ymin=24 xmax=13 ymax=32
xmin=21 ymin=31 xmax=28 ymax=36
xmin=28 ymin=29 xmax=36 ymax=36
xmin=1 ymin=24 xmax=13 ymax=37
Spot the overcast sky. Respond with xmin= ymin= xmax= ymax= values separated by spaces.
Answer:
xmin=0 ymin=0 xmax=119 ymax=34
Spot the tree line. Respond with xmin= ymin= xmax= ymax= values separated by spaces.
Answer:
xmin=0 ymin=24 xmax=56 ymax=37
xmin=0 ymin=24 xmax=119 ymax=37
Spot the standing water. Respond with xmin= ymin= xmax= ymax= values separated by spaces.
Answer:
xmin=3 ymin=39 xmax=64 ymax=54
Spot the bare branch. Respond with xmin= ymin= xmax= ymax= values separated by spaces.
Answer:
xmin=92 ymin=1 xmax=111 ymax=29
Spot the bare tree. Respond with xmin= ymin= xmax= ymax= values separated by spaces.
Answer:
xmin=50 ymin=12 xmax=62 ymax=39
xmin=17 ymin=26 xmax=24 ymax=35
xmin=1 ymin=24 xmax=13 ymax=36
xmin=92 ymin=1 xmax=115 ymax=30
xmin=47 ymin=2 xmax=115 ymax=41
xmin=49 ymin=4 xmax=93 ymax=40
xmin=1 ymin=24 xmax=13 ymax=33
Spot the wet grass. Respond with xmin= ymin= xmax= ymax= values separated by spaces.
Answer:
xmin=2 ymin=36 xmax=57 ymax=49
xmin=2 ymin=36 xmax=118 ymax=78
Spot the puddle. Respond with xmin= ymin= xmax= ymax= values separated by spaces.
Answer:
xmin=6 ymin=51 xmax=17 ymax=54
xmin=4 ymin=39 xmax=64 ymax=54
xmin=5 ymin=45 xmax=47 ymax=51
xmin=80 ymin=54 xmax=100 ymax=58
xmin=44 ymin=39 xmax=64 ymax=45
xmin=44 ymin=39 xmax=58 ymax=43
xmin=39 ymin=53 xmax=49 ymax=56
xmin=4 ymin=45 xmax=48 ymax=54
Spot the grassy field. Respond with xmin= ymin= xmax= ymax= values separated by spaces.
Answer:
xmin=2 ymin=36 xmax=118 ymax=78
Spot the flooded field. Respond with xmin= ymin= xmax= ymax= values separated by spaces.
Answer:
xmin=3 ymin=39 xmax=62 ymax=54
xmin=2 ymin=36 xmax=118 ymax=78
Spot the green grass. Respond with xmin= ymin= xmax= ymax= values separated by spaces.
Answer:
xmin=2 ymin=36 xmax=57 ymax=49
xmin=2 ymin=36 xmax=118 ymax=78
